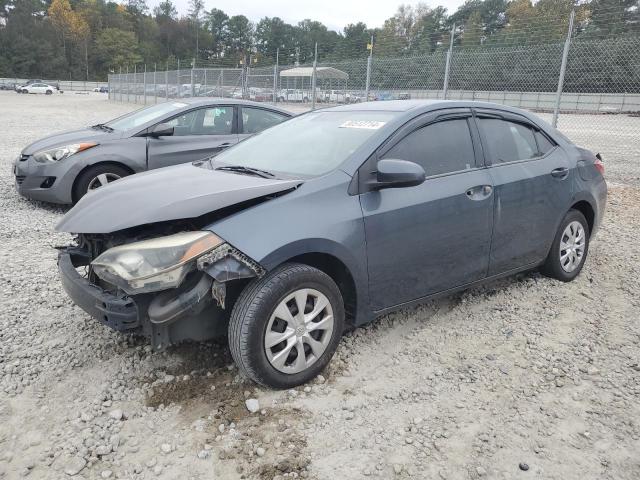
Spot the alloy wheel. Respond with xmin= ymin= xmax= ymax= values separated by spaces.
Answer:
xmin=87 ymin=172 xmax=121 ymax=192
xmin=264 ymin=288 xmax=334 ymax=374
xmin=559 ymin=220 xmax=586 ymax=273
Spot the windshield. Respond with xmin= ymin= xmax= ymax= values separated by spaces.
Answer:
xmin=106 ymin=101 xmax=188 ymax=131
xmin=213 ymin=111 xmax=394 ymax=176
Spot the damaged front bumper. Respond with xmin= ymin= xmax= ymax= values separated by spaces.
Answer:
xmin=58 ymin=242 xmax=264 ymax=348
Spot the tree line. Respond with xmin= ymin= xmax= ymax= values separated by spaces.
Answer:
xmin=0 ymin=0 xmax=638 ymax=81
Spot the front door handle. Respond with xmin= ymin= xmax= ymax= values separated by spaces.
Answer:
xmin=551 ymin=167 xmax=569 ymax=179
xmin=466 ymin=185 xmax=493 ymax=200
xmin=217 ymin=142 xmax=233 ymax=148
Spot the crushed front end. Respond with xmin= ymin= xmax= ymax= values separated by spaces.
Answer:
xmin=58 ymin=230 xmax=264 ymax=349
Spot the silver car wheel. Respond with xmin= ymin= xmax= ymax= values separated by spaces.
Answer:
xmin=87 ymin=173 xmax=121 ymax=192
xmin=264 ymin=288 xmax=334 ymax=374
xmin=559 ymin=220 xmax=586 ymax=273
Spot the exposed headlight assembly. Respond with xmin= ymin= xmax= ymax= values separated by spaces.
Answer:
xmin=33 ymin=142 xmax=97 ymax=163
xmin=91 ymin=231 xmax=224 ymax=294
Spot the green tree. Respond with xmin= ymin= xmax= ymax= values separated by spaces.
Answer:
xmin=207 ymin=8 xmax=229 ymax=59
xmin=462 ymin=10 xmax=484 ymax=47
xmin=226 ymin=14 xmax=253 ymax=63
xmin=94 ymin=27 xmax=141 ymax=69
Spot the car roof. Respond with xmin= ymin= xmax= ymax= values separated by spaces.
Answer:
xmin=321 ymin=99 xmax=550 ymax=124
xmin=176 ymin=97 xmax=293 ymax=116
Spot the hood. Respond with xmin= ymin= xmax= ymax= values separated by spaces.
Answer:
xmin=56 ymin=163 xmax=303 ymax=234
xmin=22 ymin=128 xmax=119 ymax=155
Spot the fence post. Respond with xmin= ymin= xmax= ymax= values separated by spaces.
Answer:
xmin=204 ymin=68 xmax=207 ymax=96
xmin=108 ymin=74 xmax=111 ymax=100
xmin=553 ymin=10 xmax=575 ymax=128
xmin=365 ymin=35 xmax=373 ymax=101
xmin=177 ymin=59 xmax=181 ymax=98
xmin=311 ymin=42 xmax=318 ymax=110
xmin=273 ymin=48 xmax=279 ymax=103
xmin=126 ymin=65 xmax=129 ymax=103
xmin=119 ymin=66 xmax=122 ymax=102
xmin=165 ymin=61 xmax=169 ymax=100
xmin=443 ymin=23 xmax=455 ymax=99
xmin=143 ymin=64 xmax=147 ymax=105
xmin=154 ymin=63 xmax=157 ymax=104
xmin=190 ymin=61 xmax=195 ymax=97
xmin=134 ymin=64 xmax=137 ymax=103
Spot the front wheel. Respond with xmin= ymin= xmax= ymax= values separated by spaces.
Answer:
xmin=73 ymin=164 xmax=131 ymax=203
xmin=46 ymin=90 xmax=53 ymax=95
xmin=229 ymin=263 xmax=345 ymax=389
xmin=541 ymin=209 xmax=590 ymax=282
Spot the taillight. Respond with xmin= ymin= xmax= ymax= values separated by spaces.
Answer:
xmin=594 ymin=153 xmax=605 ymax=176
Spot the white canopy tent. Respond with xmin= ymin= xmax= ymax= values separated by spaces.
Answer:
xmin=278 ymin=67 xmax=349 ymax=103
xmin=279 ymin=67 xmax=349 ymax=81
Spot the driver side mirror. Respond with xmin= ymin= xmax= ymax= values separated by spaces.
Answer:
xmin=148 ymin=123 xmax=174 ymax=137
xmin=373 ymin=159 xmax=426 ymax=189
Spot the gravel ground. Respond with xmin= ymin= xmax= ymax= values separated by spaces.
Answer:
xmin=1 ymin=91 xmax=639 ymax=480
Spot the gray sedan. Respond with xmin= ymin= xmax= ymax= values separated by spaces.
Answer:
xmin=13 ymin=99 xmax=292 ymax=204
xmin=57 ymin=100 xmax=606 ymax=388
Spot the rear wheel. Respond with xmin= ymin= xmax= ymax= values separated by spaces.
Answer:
xmin=229 ymin=263 xmax=345 ymax=388
xmin=541 ymin=209 xmax=590 ymax=282
xmin=73 ymin=164 xmax=131 ymax=203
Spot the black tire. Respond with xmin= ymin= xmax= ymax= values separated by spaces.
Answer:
xmin=229 ymin=263 xmax=345 ymax=389
xmin=72 ymin=164 xmax=131 ymax=203
xmin=541 ymin=209 xmax=590 ymax=282
xmin=45 ymin=90 xmax=52 ymax=95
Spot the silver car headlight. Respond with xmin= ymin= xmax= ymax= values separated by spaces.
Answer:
xmin=91 ymin=231 xmax=224 ymax=294
xmin=33 ymin=142 xmax=97 ymax=163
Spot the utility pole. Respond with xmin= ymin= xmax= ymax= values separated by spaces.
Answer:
xmin=365 ymin=34 xmax=374 ymax=102
xmin=553 ymin=10 xmax=575 ymax=127
xmin=273 ymin=47 xmax=279 ymax=103
xmin=311 ymin=42 xmax=318 ymax=110
xmin=442 ymin=23 xmax=455 ymax=99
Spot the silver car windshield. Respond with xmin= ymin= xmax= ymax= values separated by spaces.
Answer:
xmin=214 ymin=111 xmax=394 ymax=176
xmin=106 ymin=102 xmax=188 ymax=131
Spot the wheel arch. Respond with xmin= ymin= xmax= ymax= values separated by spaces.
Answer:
xmin=570 ymin=199 xmax=595 ymax=235
xmin=71 ymin=161 xmax=135 ymax=202
xmin=257 ymin=241 xmax=371 ymax=328
xmin=286 ymin=252 xmax=358 ymax=326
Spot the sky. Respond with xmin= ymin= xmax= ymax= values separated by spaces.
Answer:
xmin=147 ymin=0 xmax=467 ymax=32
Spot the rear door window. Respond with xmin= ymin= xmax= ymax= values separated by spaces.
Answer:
xmin=478 ymin=118 xmax=539 ymax=163
xmin=241 ymin=107 xmax=289 ymax=134
xmin=381 ymin=118 xmax=475 ymax=176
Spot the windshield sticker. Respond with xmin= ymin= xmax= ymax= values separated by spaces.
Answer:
xmin=172 ymin=102 xmax=187 ymax=108
xmin=339 ymin=120 xmax=386 ymax=130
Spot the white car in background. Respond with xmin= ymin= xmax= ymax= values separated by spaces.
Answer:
xmin=19 ymin=83 xmax=56 ymax=95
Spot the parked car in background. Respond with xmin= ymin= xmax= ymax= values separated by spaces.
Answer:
xmin=0 ymin=82 xmax=17 ymax=90
xmin=13 ymin=99 xmax=292 ymax=204
xmin=15 ymin=79 xmax=43 ymax=92
xmin=93 ymin=86 xmax=109 ymax=93
xmin=277 ymin=89 xmax=311 ymax=103
xmin=56 ymin=100 xmax=606 ymax=388
xmin=18 ymin=83 xmax=56 ymax=95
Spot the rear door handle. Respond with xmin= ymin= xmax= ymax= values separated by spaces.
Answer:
xmin=466 ymin=185 xmax=492 ymax=200
xmin=551 ymin=167 xmax=569 ymax=178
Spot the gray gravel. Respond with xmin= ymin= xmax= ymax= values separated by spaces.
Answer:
xmin=0 ymin=91 xmax=639 ymax=480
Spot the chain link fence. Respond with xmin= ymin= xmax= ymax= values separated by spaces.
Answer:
xmin=108 ymin=11 xmax=640 ymax=179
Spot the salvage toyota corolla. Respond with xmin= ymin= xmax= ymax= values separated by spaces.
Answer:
xmin=56 ymin=100 xmax=607 ymax=388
